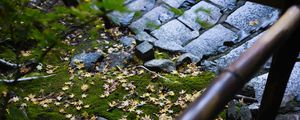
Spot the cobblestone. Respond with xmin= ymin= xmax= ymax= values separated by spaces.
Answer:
xmin=178 ymin=1 xmax=222 ymax=30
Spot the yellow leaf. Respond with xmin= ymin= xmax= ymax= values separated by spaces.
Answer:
xmin=81 ymin=84 xmax=89 ymax=92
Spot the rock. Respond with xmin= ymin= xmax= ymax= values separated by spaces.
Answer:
xmin=135 ymin=41 xmax=154 ymax=61
xmin=179 ymin=0 xmax=197 ymax=10
xmin=106 ymin=52 xmax=132 ymax=68
xmin=185 ymin=24 xmax=238 ymax=58
xmin=107 ymin=0 xmax=156 ymax=25
xmin=248 ymin=103 xmax=260 ymax=111
xmin=154 ymin=40 xmax=185 ymax=52
xmin=70 ymin=52 xmax=103 ymax=71
xmin=151 ymin=19 xmax=199 ymax=45
xmin=227 ymin=100 xmax=239 ymax=120
xmin=276 ymin=113 xmax=300 ymax=120
xmin=176 ymin=53 xmax=201 ymax=65
xmin=296 ymin=94 xmax=300 ymax=102
xmin=240 ymin=105 xmax=253 ymax=120
xmin=129 ymin=5 xmax=175 ymax=33
xmin=225 ymin=2 xmax=280 ymax=34
xmin=120 ymin=36 xmax=135 ymax=47
xmin=135 ymin=31 xmax=157 ymax=43
xmin=204 ymin=33 xmax=264 ymax=72
xmin=144 ymin=59 xmax=176 ymax=72
xmin=248 ymin=62 xmax=300 ymax=106
xmin=239 ymin=85 xmax=256 ymax=98
xmin=162 ymin=0 xmax=186 ymax=8
xmin=178 ymin=1 xmax=222 ymax=30
xmin=297 ymin=54 xmax=300 ymax=61
xmin=209 ymin=0 xmax=236 ymax=10
xmin=97 ymin=116 xmax=108 ymax=120
xmin=107 ymin=12 xmax=135 ymax=26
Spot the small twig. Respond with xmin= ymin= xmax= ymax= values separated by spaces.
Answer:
xmin=1 ymin=74 xmax=55 ymax=83
xmin=235 ymin=94 xmax=257 ymax=103
xmin=137 ymin=65 xmax=170 ymax=81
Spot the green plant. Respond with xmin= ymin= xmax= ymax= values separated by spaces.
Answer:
xmin=196 ymin=18 xmax=213 ymax=29
xmin=0 ymin=0 xmax=126 ymax=83
xmin=170 ymin=7 xmax=184 ymax=16
xmin=146 ymin=21 xmax=160 ymax=30
xmin=195 ymin=7 xmax=211 ymax=15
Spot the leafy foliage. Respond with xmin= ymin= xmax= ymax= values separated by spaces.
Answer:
xmin=0 ymin=0 xmax=125 ymax=81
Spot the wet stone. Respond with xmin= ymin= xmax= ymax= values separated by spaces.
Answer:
xmin=135 ymin=41 xmax=154 ymax=61
xmin=225 ymin=2 xmax=280 ymax=34
xmin=248 ymin=62 xmax=300 ymax=107
xmin=129 ymin=5 xmax=175 ymax=33
xmin=162 ymin=0 xmax=186 ymax=8
xmin=105 ymin=52 xmax=132 ymax=68
xmin=227 ymin=100 xmax=240 ymax=120
xmin=179 ymin=0 xmax=197 ymax=10
xmin=178 ymin=1 xmax=222 ymax=30
xmin=176 ymin=53 xmax=200 ymax=66
xmin=151 ymin=19 xmax=199 ymax=45
xmin=154 ymin=40 xmax=185 ymax=52
xmin=135 ymin=31 xmax=157 ymax=43
xmin=70 ymin=52 xmax=103 ymax=71
xmin=276 ymin=113 xmax=300 ymax=120
xmin=209 ymin=0 xmax=236 ymax=10
xmin=107 ymin=0 xmax=156 ymax=25
xmin=184 ymin=24 xmax=238 ymax=59
xmin=120 ymin=36 xmax=135 ymax=47
xmin=240 ymin=105 xmax=253 ymax=120
xmin=204 ymin=33 xmax=264 ymax=72
xmin=144 ymin=59 xmax=176 ymax=72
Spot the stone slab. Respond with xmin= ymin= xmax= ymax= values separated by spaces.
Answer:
xmin=205 ymin=33 xmax=264 ymax=71
xmin=135 ymin=31 xmax=157 ymax=43
xmin=184 ymin=24 xmax=238 ymax=58
xmin=248 ymin=62 xmax=300 ymax=106
xmin=107 ymin=0 xmax=156 ymax=25
xmin=225 ymin=2 xmax=280 ymax=33
xmin=129 ymin=5 xmax=175 ymax=33
xmin=151 ymin=19 xmax=199 ymax=45
xmin=178 ymin=1 xmax=222 ymax=30
xmin=209 ymin=0 xmax=236 ymax=10
xmin=162 ymin=0 xmax=186 ymax=8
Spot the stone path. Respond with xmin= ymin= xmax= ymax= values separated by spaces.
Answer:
xmin=108 ymin=0 xmax=300 ymax=109
xmin=108 ymin=0 xmax=280 ymax=65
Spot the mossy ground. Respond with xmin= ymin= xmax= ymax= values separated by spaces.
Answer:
xmin=0 ymin=48 xmax=219 ymax=120
xmin=2 ymin=69 xmax=215 ymax=119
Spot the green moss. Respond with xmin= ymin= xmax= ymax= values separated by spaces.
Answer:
xmin=195 ymin=7 xmax=211 ymax=15
xmin=146 ymin=22 xmax=160 ymax=30
xmin=3 ymin=45 xmax=216 ymax=119
xmin=169 ymin=7 xmax=184 ymax=16
xmin=196 ymin=18 xmax=213 ymax=29
xmin=154 ymin=50 xmax=170 ymax=59
xmin=133 ymin=11 xmax=143 ymax=20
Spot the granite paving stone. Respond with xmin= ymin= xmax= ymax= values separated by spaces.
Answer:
xmin=226 ymin=2 xmax=280 ymax=34
xmin=154 ymin=40 xmax=185 ymax=52
xmin=248 ymin=62 xmax=300 ymax=106
xmin=129 ymin=5 xmax=175 ymax=33
xmin=135 ymin=31 xmax=157 ymax=43
xmin=209 ymin=0 xmax=236 ymax=10
xmin=184 ymin=24 xmax=239 ymax=59
xmin=162 ymin=0 xmax=186 ymax=8
xmin=151 ymin=19 xmax=199 ymax=45
xmin=107 ymin=0 xmax=156 ymax=25
xmin=178 ymin=1 xmax=222 ymax=30
xmin=205 ymin=33 xmax=264 ymax=71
